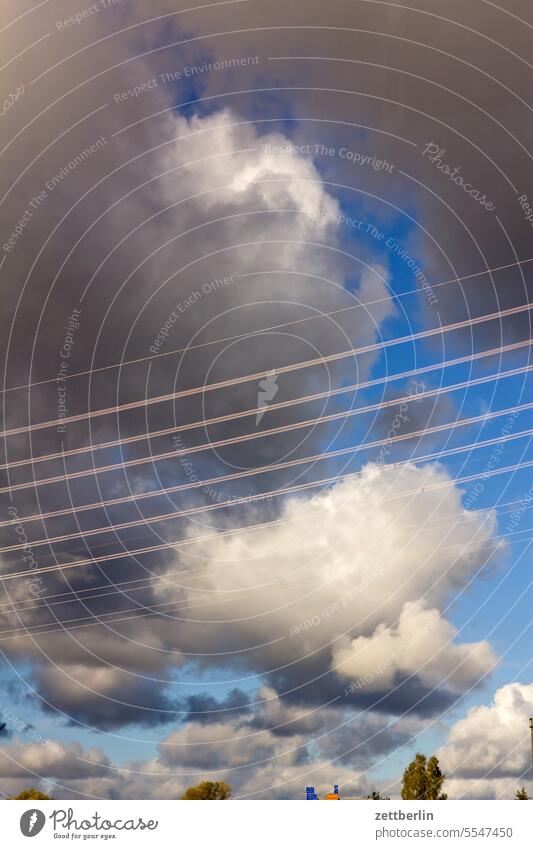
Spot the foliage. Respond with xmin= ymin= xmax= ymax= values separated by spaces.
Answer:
xmin=10 ymin=788 xmax=52 ymax=800
xmin=401 ymin=754 xmax=447 ymax=800
xmin=516 ymin=788 xmax=530 ymax=800
xmin=365 ymin=790 xmax=391 ymax=800
xmin=181 ymin=780 xmax=232 ymax=800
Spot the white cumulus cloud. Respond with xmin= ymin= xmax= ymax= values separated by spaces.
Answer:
xmin=333 ymin=599 xmax=496 ymax=692
xmin=438 ymin=682 xmax=533 ymax=798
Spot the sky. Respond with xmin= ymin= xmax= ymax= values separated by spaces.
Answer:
xmin=0 ymin=0 xmax=532 ymax=800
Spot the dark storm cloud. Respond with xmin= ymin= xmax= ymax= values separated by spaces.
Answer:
xmin=34 ymin=663 xmax=183 ymax=730
xmin=175 ymin=0 xmax=533 ymax=340
xmin=266 ymin=656 xmax=460 ymax=721
xmin=181 ymin=687 xmax=253 ymax=723
xmin=370 ymin=377 xmax=459 ymax=458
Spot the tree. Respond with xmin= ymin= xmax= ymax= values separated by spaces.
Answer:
xmin=10 ymin=788 xmax=52 ymax=800
xmin=365 ymin=791 xmax=390 ymax=800
xmin=401 ymin=753 xmax=447 ymax=800
xmin=181 ymin=780 xmax=232 ymax=800
xmin=516 ymin=788 xmax=530 ymax=800
xmin=426 ymin=755 xmax=447 ymax=800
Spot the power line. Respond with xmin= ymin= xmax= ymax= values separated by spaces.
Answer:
xmin=1 ymin=494 xmax=528 ymax=617
xmin=2 ymin=255 xmax=532 ymax=398
xmin=2 ymin=377 xmax=531 ymax=497
xmin=2 ymin=339 xmax=530 ymax=474
xmin=1 ymin=454 xmax=532 ymax=584
xmin=2 ymin=415 xmax=529 ymax=533
xmin=1 ymin=423 xmax=530 ymax=556
xmin=1 ymin=301 xmax=531 ymax=440
xmin=0 ymin=527 xmax=529 ymax=643
xmin=1 ymin=392 xmax=531 ymax=527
